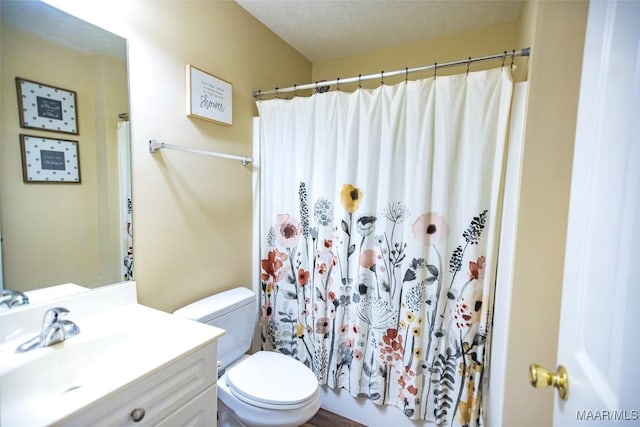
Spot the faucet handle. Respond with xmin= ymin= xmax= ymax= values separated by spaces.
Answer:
xmin=16 ymin=306 xmax=78 ymax=352
xmin=42 ymin=307 xmax=70 ymax=327
xmin=0 ymin=289 xmax=29 ymax=308
xmin=46 ymin=307 xmax=70 ymax=316
xmin=39 ymin=307 xmax=76 ymax=347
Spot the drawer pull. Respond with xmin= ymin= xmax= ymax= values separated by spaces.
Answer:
xmin=130 ymin=408 xmax=146 ymax=422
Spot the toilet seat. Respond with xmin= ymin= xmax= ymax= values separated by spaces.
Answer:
xmin=225 ymin=351 xmax=319 ymax=410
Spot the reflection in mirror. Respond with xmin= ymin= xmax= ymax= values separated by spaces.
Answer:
xmin=0 ymin=0 xmax=132 ymax=301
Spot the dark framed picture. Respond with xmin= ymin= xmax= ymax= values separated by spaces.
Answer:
xmin=20 ymin=134 xmax=81 ymax=183
xmin=16 ymin=77 xmax=79 ymax=134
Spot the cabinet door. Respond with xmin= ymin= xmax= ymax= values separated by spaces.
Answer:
xmin=64 ymin=343 xmax=217 ymax=426
xmin=156 ymin=384 xmax=217 ymax=427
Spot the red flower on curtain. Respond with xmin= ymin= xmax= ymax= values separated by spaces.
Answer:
xmin=469 ymin=256 xmax=486 ymax=280
xmin=379 ymin=328 xmax=404 ymax=363
xmin=298 ymin=268 xmax=310 ymax=286
xmin=454 ymin=301 xmax=474 ymax=329
xmin=261 ymin=249 xmax=289 ymax=283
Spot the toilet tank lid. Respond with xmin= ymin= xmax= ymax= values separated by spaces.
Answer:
xmin=173 ymin=287 xmax=255 ymax=321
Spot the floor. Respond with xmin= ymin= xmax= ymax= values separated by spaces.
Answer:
xmin=302 ymin=409 xmax=366 ymax=427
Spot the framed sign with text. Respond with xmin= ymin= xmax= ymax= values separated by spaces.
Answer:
xmin=20 ymin=134 xmax=81 ymax=183
xmin=16 ymin=77 xmax=79 ymax=134
xmin=186 ymin=65 xmax=232 ymax=126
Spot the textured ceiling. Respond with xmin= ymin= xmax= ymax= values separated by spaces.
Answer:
xmin=2 ymin=1 xmax=523 ymax=64
xmin=235 ymin=0 xmax=524 ymax=62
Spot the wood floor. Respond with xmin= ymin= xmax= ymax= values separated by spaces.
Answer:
xmin=302 ymin=409 xmax=366 ymax=427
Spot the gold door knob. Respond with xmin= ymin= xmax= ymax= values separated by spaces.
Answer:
xmin=529 ymin=364 xmax=569 ymax=400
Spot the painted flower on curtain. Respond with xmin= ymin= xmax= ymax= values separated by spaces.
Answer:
xmin=341 ymin=184 xmax=363 ymax=213
xmin=275 ymin=214 xmax=302 ymax=247
xmin=260 ymin=179 xmax=492 ymax=425
xmin=412 ymin=212 xmax=447 ymax=246
xmin=260 ymin=249 xmax=288 ymax=321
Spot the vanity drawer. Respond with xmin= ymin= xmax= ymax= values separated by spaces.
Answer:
xmin=62 ymin=342 xmax=217 ymax=426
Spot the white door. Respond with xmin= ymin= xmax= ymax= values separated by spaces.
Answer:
xmin=548 ymin=0 xmax=640 ymax=425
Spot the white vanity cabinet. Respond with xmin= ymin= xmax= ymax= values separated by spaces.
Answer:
xmin=0 ymin=282 xmax=224 ymax=427
xmin=61 ymin=341 xmax=218 ymax=426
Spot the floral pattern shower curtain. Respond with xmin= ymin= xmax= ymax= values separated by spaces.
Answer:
xmin=257 ymin=68 xmax=513 ymax=425
xmin=117 ymin=120 xmax=134 ymax=281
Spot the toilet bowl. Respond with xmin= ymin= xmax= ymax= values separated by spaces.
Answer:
xmin=218 ymin=352 xmax=321 ymax=427
xmin=173 ymin=287 xmax=320 ymax=427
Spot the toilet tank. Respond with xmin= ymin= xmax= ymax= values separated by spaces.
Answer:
xmin=173 ymin=287 xmax=256 ymax=369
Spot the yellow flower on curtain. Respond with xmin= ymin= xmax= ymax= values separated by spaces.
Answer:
xmin=457 ymin=356 xmax=483 ymax=425
xmin=340 ymin=184 xmax=363 ymax=213
xmin=296 ymin=323 xmax=305 ymax=338
xmin=457 ymin=398 xmax=473 ymax=426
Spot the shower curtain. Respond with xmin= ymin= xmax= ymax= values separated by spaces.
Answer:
xmin=257 ymin=67 xmax=513 ymax=425
xmin=117 ymin=120 xmax=134 ymax=281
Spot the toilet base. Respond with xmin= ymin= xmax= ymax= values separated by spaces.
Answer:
xmin=217 ymin=400 xmax=246 ymax=427
xmin=217 ymin=376 xmax=321 ymax=427
xmin=218 ymin=399 xmax=320 ymax=427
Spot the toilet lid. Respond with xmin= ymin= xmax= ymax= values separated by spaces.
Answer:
xmin=226 ymin=351 xmax=318 ymax=409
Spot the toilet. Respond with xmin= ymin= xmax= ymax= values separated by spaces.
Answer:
xmin=173 ymin=287 xmax=320 ymax=427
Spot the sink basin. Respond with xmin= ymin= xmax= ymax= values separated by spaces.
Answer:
xmin=0 ymin=302 xmax=223 ymax=426
xmin=3 ymin=333 xmax=135 ymax=400
xmin=1 ymin=329 xmax=148 ymax=426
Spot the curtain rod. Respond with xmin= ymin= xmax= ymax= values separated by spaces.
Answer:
xmin=149 ymin=140 xmax=252 ymax=166
xmin=253 ymin=47 xmax=530 ymax=98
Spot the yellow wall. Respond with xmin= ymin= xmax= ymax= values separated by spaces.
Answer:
xmin=50 ymin=0 xmax=312 ymax=312
xmin=0 ymin=24 xmax=127 ymax=290
xmin=504 ymin=1 xmax=588 ymax=425
xmin=312 ymin=20 xmax=522 ymax=88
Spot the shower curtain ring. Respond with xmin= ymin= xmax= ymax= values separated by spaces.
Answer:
xmin=258 ymin=89 xmax=263 ymax=101
xmin=358 ymin=74 xmax=362 ymax=89
xmin=501 ymin=51 xmax=507 ymax=68
xmin=466 ymin=57 xmax=471 ymax=75
xmin=381 ymin=71 xmax=384 ymax=85
xmin=405 ymin=67 xmax=409 ymax=83
xmin=275 ymin=87 xmax=279 ymax=99
xmin=511 ymin=49 xmax=516 ymax=69
xmin=337 ymin=77 xmax=340 ymax=91
xmin=434 ymin=62 xmax=438 ymax=79
xmin=293 ymin=84 xmax=297 ymax=97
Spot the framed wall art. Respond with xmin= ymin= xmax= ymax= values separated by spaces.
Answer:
xmin=16 ymin=77 xmax=79 ymax=134
xmin=20 ymin=134 xmax=81 ymax=183
xmin=186 ymin=64 xmax=232 ymax=126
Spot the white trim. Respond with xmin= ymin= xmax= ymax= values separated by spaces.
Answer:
xmin=251 ymin=117 xmax=261 ymax=353
xmin=486 ymin=81 xmax=528 ymax=426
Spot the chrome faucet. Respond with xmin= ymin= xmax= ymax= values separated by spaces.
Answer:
xmin=16 ymin=307 xmax=80 ymax=353
xmin=0 ymin=289 xmax=29 ymax=310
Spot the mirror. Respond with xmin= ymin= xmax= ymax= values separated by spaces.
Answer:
xmin=0 ymin=1 xmax=132 ymax=301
